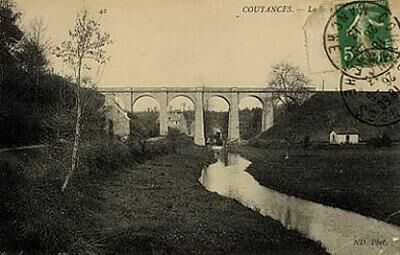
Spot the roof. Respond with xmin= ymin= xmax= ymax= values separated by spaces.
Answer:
xmin=104 ymin=97 xmax=130 ymax=120
xmin=330 ymin=128 xmax=359 ymax=135
xmin=168 ymin=113 xmax=185 ymax=121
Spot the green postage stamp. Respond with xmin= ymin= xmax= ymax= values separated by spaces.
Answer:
xmin=324 ymin=0 xmax=400 ymax=79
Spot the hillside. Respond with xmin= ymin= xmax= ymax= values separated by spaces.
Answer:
xmin=258 ymin=92 xmax=400 ymax=143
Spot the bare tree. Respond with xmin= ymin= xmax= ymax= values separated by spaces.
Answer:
xmin=268 ymin=63 xmax=312 ymax=158
xmin=269 ymin=62 xmax=311 ymax=110
xmin=15 ymin=18 xmax=51 ymax=87
xmin=54 ymin=9 xmax=112 ymax=192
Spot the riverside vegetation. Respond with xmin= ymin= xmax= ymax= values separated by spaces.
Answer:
xmin=232 ymin=92 xmax=400 ymax=227
xmin=232 ymin=144 xmax=400 ymax=227
xmin=1 ymin=135 xmax=330 ymax=255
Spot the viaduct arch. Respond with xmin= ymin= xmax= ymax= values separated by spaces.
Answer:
xmin=99 ymin=87 xmax=275 ymax=146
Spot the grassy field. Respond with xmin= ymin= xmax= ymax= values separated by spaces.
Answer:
xmin=231 ymin=144 xmax=400 ymax=226
xmin=1 ymin=141 xmax=329 ymax=255
xmin=92 ymin=145 xmax=329 ymax=255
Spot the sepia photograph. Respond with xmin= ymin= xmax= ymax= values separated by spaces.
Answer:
xmin=1 ymin=0 xmax=400 ymax=254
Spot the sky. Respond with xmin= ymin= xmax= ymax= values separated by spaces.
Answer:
xmin=17 ymin=0 xmax=344 ymax=89
xmin=16 ymin=0 xmax=400 ymax=110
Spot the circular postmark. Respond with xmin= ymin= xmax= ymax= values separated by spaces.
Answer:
xmin=324 ymin=1 xmax=400 ymax=80
xmin=340 ymin=53 xmax=400 ymax=126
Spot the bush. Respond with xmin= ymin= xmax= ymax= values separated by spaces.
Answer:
xmin=0 ymin=131 xmax=192 ymax=254
xmin=144 ymin=139 xmax=171 ymax=157
xmin=0 ymin=154 xmax=28 ymax=251
xmin=81 ymin=139 xmax=134 ymax=178
xmin=0 ymin=140 xmax=132 ymax=255
xmin=367 ymin=133 xmax=392 ymax=148
xmin=249 ymin=138 xmax=287 ymax=149
xmin=0 ymin=153 xmax=103 ymax=255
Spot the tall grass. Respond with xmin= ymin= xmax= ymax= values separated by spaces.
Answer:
xmin=0 ymin=133 xmax=188 ymax=254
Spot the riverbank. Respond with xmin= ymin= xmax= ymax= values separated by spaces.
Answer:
xmin=94 ymin=144 xmax=329 ymax=254
xmin=231 ymin=145 xmax=400 ymax=226
xmin=0 ymin=140 xmax=329 ymax=254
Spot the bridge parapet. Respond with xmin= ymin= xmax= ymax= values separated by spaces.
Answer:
xmin=98 ymin=86 xmax=305 ymax=94
xmin=98 ymin=86 xmax=315 ymax=93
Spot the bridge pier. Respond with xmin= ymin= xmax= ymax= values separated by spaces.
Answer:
xmin=159 ymin=92 xmax=168 ymax=136
xmin=228 ymin=91 xmax=240 ymax=142
xmin=262 ymin=99 xmax=274 ymax=132
xmin=116 ymin=93 xmax=132 ymax=112
xmin=194 ymin=91 xmax=205 ymax=146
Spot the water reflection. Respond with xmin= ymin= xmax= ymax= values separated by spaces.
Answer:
xmin=199 ymin=149 xmax=400 ymax=255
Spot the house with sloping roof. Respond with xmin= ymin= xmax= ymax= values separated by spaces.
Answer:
xmin=164 ymin=112 xmax=189 ymax=135
xmin=103 ymin=95 xmax=130 ymax=139
xmin=329 ymin=128 xmax=359 ymax=144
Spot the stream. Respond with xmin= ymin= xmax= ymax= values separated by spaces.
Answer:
xmin=199 ymin=149 xmax=400 ymax=255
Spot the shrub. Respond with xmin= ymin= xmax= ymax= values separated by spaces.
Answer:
xmin=0 ymin=153 xmax=102 ymax=255
xmin=144 ymin=140 xmax=170 ymax=157
xmin=0 ymin=154 xmax=28 ymax=251
xmin=0 ymin=147 xmax=109 ymax=255
xmin=249 ymin=138 xmax=287 ymax=149
xmin=79 ymin=139 xmax=134 ymax=178
xmin=367 ymin=133 xmax=393 ymax=148
xmin=0 ymin=132 xmax=192 ymax=254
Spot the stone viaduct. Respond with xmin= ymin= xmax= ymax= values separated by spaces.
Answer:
xmin=99 ymin=87 xmax=277 ymax=146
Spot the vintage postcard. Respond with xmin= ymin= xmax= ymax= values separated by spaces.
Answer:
xmin=1 ymin=0 xmax=400 ymax=254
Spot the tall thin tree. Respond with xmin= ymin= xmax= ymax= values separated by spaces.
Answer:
xmin=55 ymin=9 xmax=112 ymax=192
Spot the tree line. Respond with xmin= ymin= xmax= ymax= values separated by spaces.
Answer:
xmin=0 ymin=0 xmax=112 ymax=191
